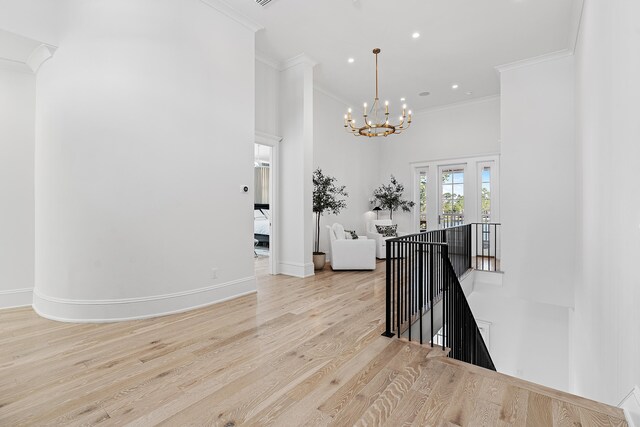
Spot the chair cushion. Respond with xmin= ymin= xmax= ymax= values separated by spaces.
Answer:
xmin=375 ymin=224 xmax=398 ymax=237
xmin=332 ymin=223 xmax=346 ymax=240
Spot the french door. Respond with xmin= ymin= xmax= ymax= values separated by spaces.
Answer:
xmin=439 ymin=165 xmax=465 ymax=229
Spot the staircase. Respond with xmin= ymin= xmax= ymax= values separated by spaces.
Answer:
xmin=381 ymin=223 xmax=497 ymax=371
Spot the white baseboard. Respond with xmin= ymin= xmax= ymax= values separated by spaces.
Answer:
xmin=0 ymin=288 xmax=33 ymax=309
xmin=620 ymin=386 xmax=640 ymax=427
xmin=31 ymin=276 xmax=257 ymax=323
xmin=279 ymin=261 xmax=314 ymax=278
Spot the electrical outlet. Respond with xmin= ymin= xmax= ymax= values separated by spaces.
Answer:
xmin=210 ymin=268 xmax=218 ymax=279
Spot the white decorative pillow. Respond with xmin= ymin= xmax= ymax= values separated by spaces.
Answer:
xmin=332 ymin=223 xmax=345 ymax=240
xmin=344 ymin=230 xmax=358 ymax=240
xmin=376 ymin=224 xmax=398 ymax=237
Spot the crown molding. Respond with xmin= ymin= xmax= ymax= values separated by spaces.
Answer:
xmin=413 ymin=94 xmax=500 ymax=116
xmin=0 ymin=56 xmax=31 ymax=73
xmin=280 ymin=53 xmax=317 ymax=71
xmin=0 ymin=43 xmax=57 ymax=74
xmin=314 ymin=84 xmax=353 ymax=108
xmin=495 ymin=49 xmax=573 ymax=73
xmin=568 ymin=0 xmax=585 ymax=54
xmin=26 ymin=44 xmax=56 ymax=73
xmin=255 ymin=51 xmax=281 ymax=70
xmin=255 ymin=131 xmax=282 ymax=145
xmin=199 ymin=0 xmax=263 ymax=33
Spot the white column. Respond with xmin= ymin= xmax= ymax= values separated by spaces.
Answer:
xmin=278 ymin=55 xmax=316 ymax=277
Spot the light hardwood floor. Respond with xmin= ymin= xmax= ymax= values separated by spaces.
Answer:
xmin=0 ymin=260 xmax=627 ymax=426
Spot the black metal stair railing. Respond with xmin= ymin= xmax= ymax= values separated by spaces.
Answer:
xmin=382 ymin=224 xmax=496 ymax=371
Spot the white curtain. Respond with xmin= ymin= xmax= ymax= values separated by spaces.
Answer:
xmin=254 ymin=166 xmax=269 ymax=204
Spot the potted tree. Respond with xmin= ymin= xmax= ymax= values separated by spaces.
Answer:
xmin=313 ymin=168 xmax=348 ymax=270
xmin=372 ymin=175 xmax=415 ymax=220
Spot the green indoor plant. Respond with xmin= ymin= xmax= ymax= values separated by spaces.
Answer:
xmin=372 ymin=175 xmax=415 ymax=220
xmin=312 ymin=168 xmax=348 ymax=270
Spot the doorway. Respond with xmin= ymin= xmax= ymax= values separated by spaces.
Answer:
xmin=253 ymin=133 xmax=281 ymax=275
xmin=254 ymin=144 xmax=272 ymax=274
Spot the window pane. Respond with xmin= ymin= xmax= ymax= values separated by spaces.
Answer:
xmin=453 ymin=171 xmax=464 ymax=183
xmin=482 ymin=168 xmax=490 ymax=183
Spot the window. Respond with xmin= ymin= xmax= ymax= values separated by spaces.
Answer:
xmin=419 ymin=171 xmax=427 ymax=231
xmin=440 ymin=167 xmax=464 ymax=228
xmin=481 ymin=166 xmax=491 ymax=223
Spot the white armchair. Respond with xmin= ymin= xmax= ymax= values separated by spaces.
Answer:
xmin=366 ymin=219 xmax=410 ymax=259
xmin=326 ymin=224 xmax=376 ymax=270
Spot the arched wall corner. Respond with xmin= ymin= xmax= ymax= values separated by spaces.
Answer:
xmin=32 ymin=277 xmax=256 ymax=323
xmin=26 ymin=44 xmax=56 ymax=73
xmin=31 ymin=0 xmax=257 ymax=323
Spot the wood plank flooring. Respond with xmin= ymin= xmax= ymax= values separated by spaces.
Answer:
xmin=0 ymin=259 xmax=627 ymax=426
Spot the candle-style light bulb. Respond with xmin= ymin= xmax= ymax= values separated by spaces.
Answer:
xmin=385 ymin=100 xmax=389 ymax=114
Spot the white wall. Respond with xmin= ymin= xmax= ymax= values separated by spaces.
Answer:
xmin=468 ymin=288 xmax=570 ymax=392
xmin=500 ymin=55 xmax=576 ymax=308
xmin=255 ymin=58 xmax=280 ymax=137
xmin=572 ymin=0 xmax=640 ymax=405
xmin=377 ymin=97 xmax=501 ymax=232
xmin=0 ymin=0 xmax=66 ymax=45
xmin=313 ymin=88 xmax=380 ymax=256
xmin=31 ymin=0 xmax=257 ymax=321
xmin=0 ymin=68 xmax=35 ymax=308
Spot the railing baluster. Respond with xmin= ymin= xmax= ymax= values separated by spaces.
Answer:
xmin=381 ymin=224 xmax=496 ymax=371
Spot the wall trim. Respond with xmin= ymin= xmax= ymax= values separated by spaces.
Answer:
xmin=413 ymin=94 xmax=501 ymax=116
xmin=0 ymin=56 xmax=32 ymax=73
xmin=281 ymin=53 xmax=317 ymax=71
xmin=409 ymin=152 xmax=501 ymax=167
xmin=495 ymin=49 xmax=573 ymax=73
xmin=0 ymin=288 xmax=33 ymax=309
xmin=279 ymin=261 xmax=314 ymax=278
xmin=199 ymin=0 xmax=263 ymax=33
xmin=314 ymin=85 xmax=354 ymax=109
xmin=32 ymin=276 xmax=256 ymax=323
xmin=26 ymin=44 xmax=56 ymax=73
xmin=568 ymin=0 xmax=585 ymax=54
xmin=0 ymin=43 xmax=56 ymax=74
xmin=255 ymin=51 xmax=281 ymax=70
xmin=619 ymin=386 xmax=640 ymax=427
xmin=255 ymin=131 xmax=282 ymax=145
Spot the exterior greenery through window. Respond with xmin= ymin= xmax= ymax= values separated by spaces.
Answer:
xmin=419 ymin=172 xmax=427 ymax=231
xmin=481 ymin=166 xmax=491 ymax=222
xmin=441 ymin=168 xmax=464 ymax=227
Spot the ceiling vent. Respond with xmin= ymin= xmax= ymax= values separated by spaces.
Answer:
xmin=255 ymin=0 xmax=273 ymax=6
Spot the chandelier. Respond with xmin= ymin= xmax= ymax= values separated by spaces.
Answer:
xmin=344 ymin=48 xmax=412 ymax=137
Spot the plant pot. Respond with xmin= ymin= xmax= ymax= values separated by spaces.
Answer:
xmin=313 ymin=252 xmax=326 ymax=270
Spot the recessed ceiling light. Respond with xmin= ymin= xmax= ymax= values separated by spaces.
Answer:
xmin=412 ymin=32 xmax=420 ymax=39
xmin=419 ymin=91 xmax=430 ymax=97
xmin=465 ymin=91 xmax=473 ymax=96
xmin=400 ymin=97 xmax=406 ymax=102
xmin=451 ymin=84 xmax=459 ymax=90
xmin=348 ymin=58 xmax=355 ymax=63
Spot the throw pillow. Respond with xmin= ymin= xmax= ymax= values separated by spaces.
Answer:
xmin=375 ymin=224 xmax=398 ymax=237
xmin=345 ymin=230 xmax=358 ymax=240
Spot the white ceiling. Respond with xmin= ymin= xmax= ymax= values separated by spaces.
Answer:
xmin=231 ymin=0 xmax=581 ymax=111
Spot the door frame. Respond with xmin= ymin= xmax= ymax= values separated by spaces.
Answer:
xmin=410 ymin=154 xmax=500 ymax=233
